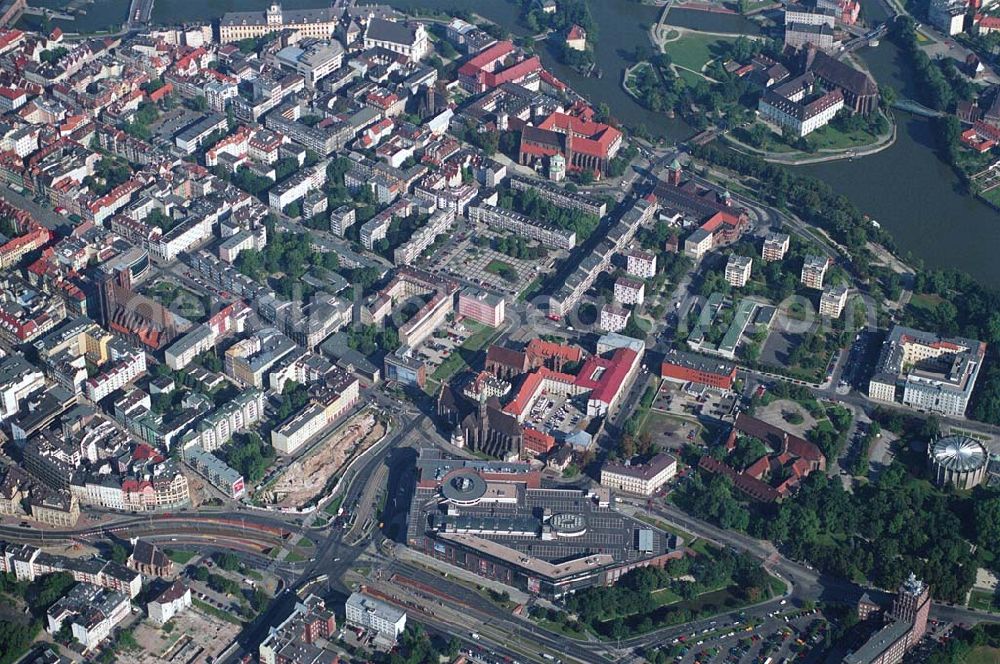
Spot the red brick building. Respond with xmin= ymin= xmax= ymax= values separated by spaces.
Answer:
xmin=519 ymin=110 xmax=623 ymax=177
xmin=660 ymin=349 xmax=737 ymax=391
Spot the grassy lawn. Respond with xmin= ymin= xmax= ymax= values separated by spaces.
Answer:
xmin=625 ymin=62 xmax=654 ymax=97
xmin=430 ymin=320 xmax=498 ymax=382
xmin=147 ymin=281 xmax=204 ymax=317
xmin=533 ymin=617 xmax=591 ymax=638
xmin=807 ymin=123 xmax=880 ymax=151
xmin=651 ymin=586 xmax=682 ymax=607
xmin=664 ymin=33 xmax=736 ymax=72
xmin=969 ymin=588 xmax=1000 ymax=612
xmin=485 ymin=259 xmax=518 ymax=282
xmin=286 ymin=551 xmax=307 ymax=563
xmin=968 ymin=646 xmax=1000 ymax=664
xmin=676 ymin=68 xmax=706 ymax=86
xmin=907 ymin=292 xmax=944 ymax=321
xmin=298 ymin=537 xmax=314 ymax=548
xmin=980 ymin=186 xmax=1000 ymax=208
xmin=165 ymin=549 xmax=197 ymax=565
xmin=324 ymin=495 xmax=343 ymax=516
xmin=193 ymin=598 xmax=243 ymax=625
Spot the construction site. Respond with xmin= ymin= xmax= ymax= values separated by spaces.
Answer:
xmin=259 ymin=409 xmax=384 ymax=510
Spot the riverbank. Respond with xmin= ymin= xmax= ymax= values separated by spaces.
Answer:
xmin=721 ymin=113 xmax=897 ymax=165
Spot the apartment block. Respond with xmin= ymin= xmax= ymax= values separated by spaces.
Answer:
xmin=626 ymin=248 xmax=657 ymax=279
xmin=467 ymin=204 xmax=576 ymax=250
xmin=600 ymin=303 xmax=630 ymax=333
xmin=800 ymin=254 xmax=830 ymax=289
xmin=762 ymin=232 xmax=790 ymax=261
xmin=725 ymin=255 xmax=753 ymax=287
xmin=819 ymin=284 xmax=849 ymax=318
xmin=614 ymin=277 xmax=645 ymax=306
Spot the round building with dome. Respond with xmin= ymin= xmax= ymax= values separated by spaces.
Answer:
xmin=928 ymin=435 xmax=988 ymax=490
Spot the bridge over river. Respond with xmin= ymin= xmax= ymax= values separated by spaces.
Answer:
xmin=892 ymin=98 xmax=946 ymax=117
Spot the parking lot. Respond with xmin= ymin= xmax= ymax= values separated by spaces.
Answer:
xmin=665 ymin=607 xmax=828 ymax=663
xmin=416 ymin=319 xmax=475 ymax=371
xmin=150 ymin=108 xmax=203 ymax=150
xmin=523 ymin=392 xmax=588 ymax=437
xmin=433 ymin=228 xmax=562 ymax=298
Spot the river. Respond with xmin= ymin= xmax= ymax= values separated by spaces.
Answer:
xmin=28 ymin=0 xmax=1000 ymax=283
xmin=800 ymin=0 xmax=1000 ymax=284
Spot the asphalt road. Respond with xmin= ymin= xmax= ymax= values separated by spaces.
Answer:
xmin=0 ymin=511 xmax=303 ymax=545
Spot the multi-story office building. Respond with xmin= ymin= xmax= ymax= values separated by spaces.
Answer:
xmin=345 ymin=592 xmax=407 ymax=644
xmin=272 ymin=39 xmax=344 ymax=88
xmin=148 ymin=580 xmax=192 ymax=626
xmin=259 ymin=595 xmax=337 ymax=664
xmin=265 ymin=106 xmax=351 ymax=155
xmin=271 ymin=373 xmax=359 ymax=455
xmin=600 ymin=453 xmax=677 ymax=496
xmin=0 ymin=544 xmax=141 ymax=598
xmin=47 ymin=584 xmax=130 ymax=652
xmin=868 ymin=325 xmax=987 ymax=417
xmin=0 ymin=355 xmax=45 ymax=421
xmin=268 ymin=160 xmax=327 ymax=211
xmin=785 ymin=3 xmax=836 ymax=27
xmin=845 ymin=573 xmax=930 ymax=664
xmin=393 ymin=209 xmax=455 ymax=266
xmin=508 ymin=176 xmax=607 ymax=217
xmin=457 ymin=288 xmax=506 ymax=328
xmin=84 ymin=347 xmax=146 ymax=403
xmin=614 ymin=277 xmax=645 ymax=306
xmin=600 ymin=303 xmax=630 ymax=333
xmin=174 ymin=114 xmax=228 ymax=154
xmin=929 ymin=0 xmax=966 ymax=36
xmin=329 ymin=205 xmax=356 ymax=237
xmin=181 ymin=389 xmax=264 ymax=452
xmin=224 ymin=328 xmax=298 ymax=389
xmin=660 ymin=349 xmax=738 ymax=391
xmin=626 ymin=248 xmax=657 ymax=279
xmin=182 ymin=445 xmax=245 ymax=499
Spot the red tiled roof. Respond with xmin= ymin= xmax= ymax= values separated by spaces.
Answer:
xmin=574 ymin=348 xmax=638 ymax=406
xmin=699 ymin=456 xmax=781 ymax=502
xmin=458 ymin=40 xmax=516 ymax=77
xmin=523 ymin=427 xmax=556 ymax=454
xmin=493 ymin=56 xmax=542 ymax=86
xmin=536 ymin=111 xmax=623 ymax=159
xmin=503 ymin=368 xmax=577 ymax=418
xmin=526 ymin=338 xmax=582 ymax=364
xmin=539 ymin=69 xmax=567 ymax=90
xmin=977 ymin=14 xmax=1000 ymax=29
xmin=731 ymin=413 xmax=826 ymax=467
